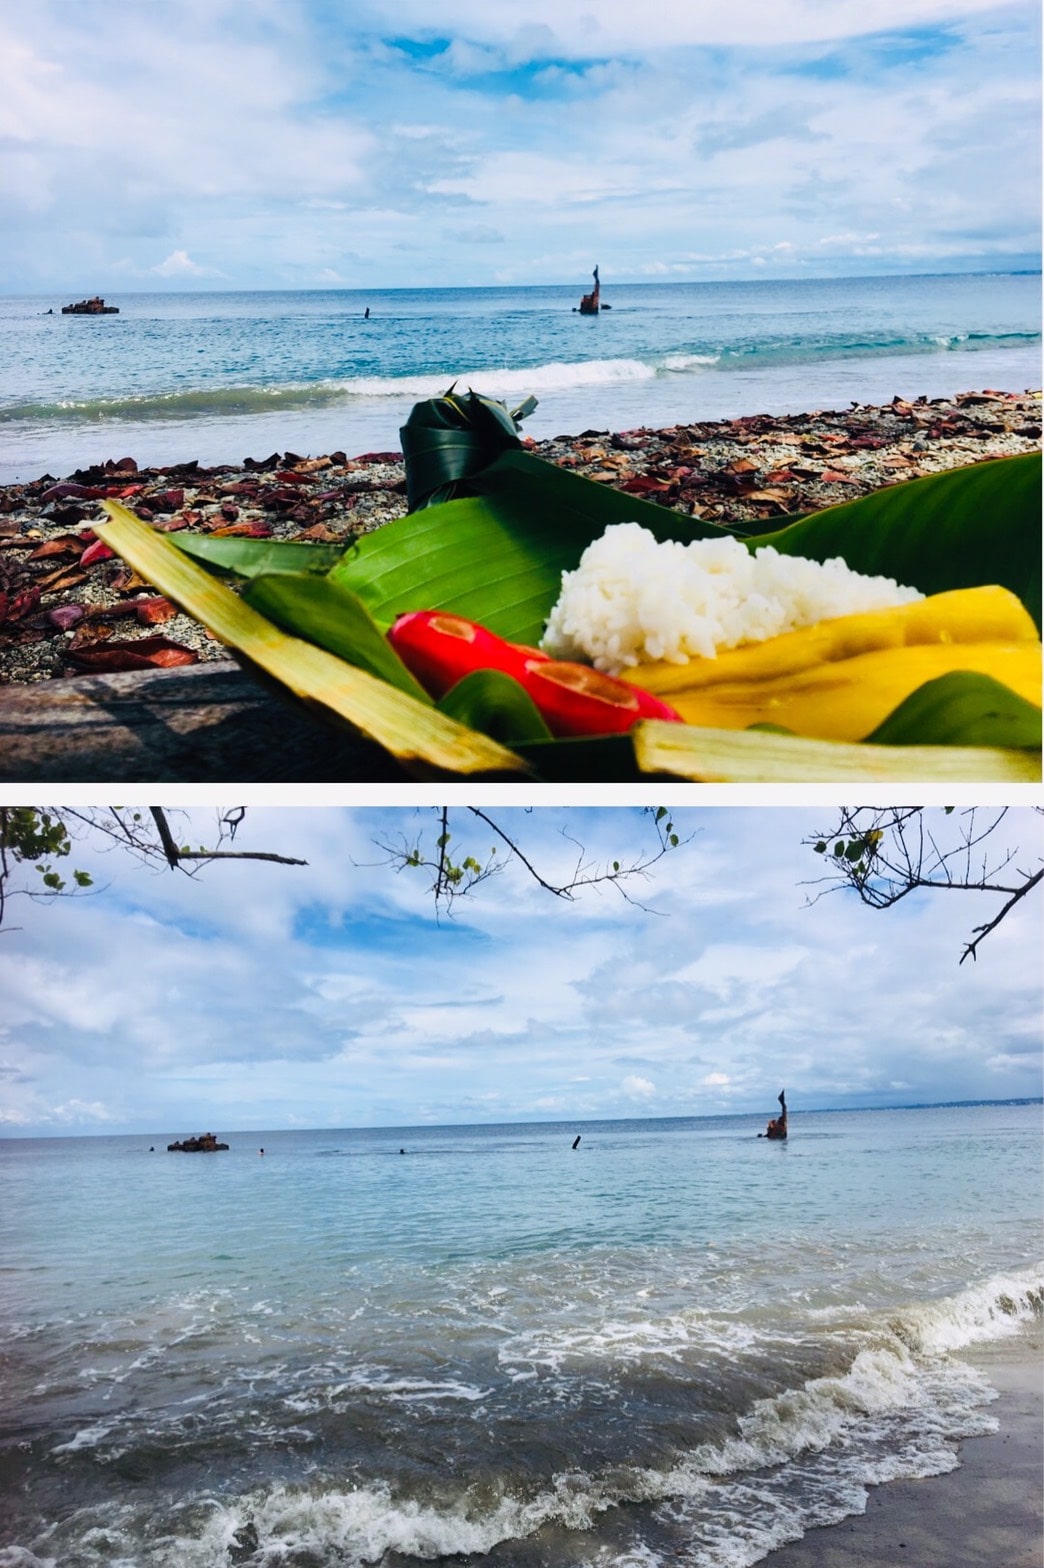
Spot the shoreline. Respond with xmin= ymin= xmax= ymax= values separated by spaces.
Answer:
xmin=0 ymin=387 xmax=1039 ymax=686
xmin=763 ymin=1330 xmax=1043 ymax=1568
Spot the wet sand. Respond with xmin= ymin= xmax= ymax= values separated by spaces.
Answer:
xmin=765 ymin=1332 xmax=1043 ymax=1568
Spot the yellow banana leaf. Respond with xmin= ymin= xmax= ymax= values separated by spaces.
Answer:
xmin=93 ymin=503 xmax=529 ymax=778
xmin=633 ymin=720 xmax=1040 ymax=783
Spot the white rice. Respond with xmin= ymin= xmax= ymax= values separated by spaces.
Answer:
xmin=540 ymin=523 xmax=924 ymax=673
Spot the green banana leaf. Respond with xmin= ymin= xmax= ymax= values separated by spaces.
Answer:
xmin=437 ymin=670 xmax=553 ymax=744
xmin=755 ymin=452 xmax=1042 ymax=629
xmin=332 ymin=449 xmax=730 ymax=644
xmin=176 ymin=534 xmax=346 ymax=577
xmin=865 ymin=671 xmax=1042 ymax=749
xmin=400 ymin=387 xmax=537 ymax=511
xmin=241 ymin=573 xmax=432 ymax=703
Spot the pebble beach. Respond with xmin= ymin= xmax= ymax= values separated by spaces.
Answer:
xmin=0 ymin=387 xmax=1039 ymax=687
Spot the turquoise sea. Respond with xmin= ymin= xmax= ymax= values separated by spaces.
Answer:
xmin=1 ymin=1103 xmax=1041 ymax=1567
xmin=0 ymin=273 xmax=1039 ymax=482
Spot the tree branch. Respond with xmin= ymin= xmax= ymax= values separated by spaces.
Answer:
xmin=961 ymin=867 xmax=1044 ymax=964
xmin=804 ymin=806 xmax=1042 ymax=961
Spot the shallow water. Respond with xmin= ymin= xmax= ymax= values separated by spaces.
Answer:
xmin=1 ymin=1103 xmax=1041 ymax=1566
xmin=0 ymin=273 xmax=1038 ymax=480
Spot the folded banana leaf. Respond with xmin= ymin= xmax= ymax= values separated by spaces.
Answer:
xmin=94 ymin=387 xmax=1041 ymax=781
xmin=400 ymin=386 xmax=538 ymax=511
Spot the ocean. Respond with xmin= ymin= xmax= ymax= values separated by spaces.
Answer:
xmin=0 ymin=273 xmax=1039 ymax=484
xmin=1 ymin=1103 xmax=1040 ymax=1568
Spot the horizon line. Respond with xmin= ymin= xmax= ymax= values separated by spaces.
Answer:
xmin=1 ymin=267 xmax=1041 ymax=300
xmin=3 ymin=1097 xmax=1040 ymax=1141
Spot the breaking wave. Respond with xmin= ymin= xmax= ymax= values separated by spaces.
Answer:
xmin=2 ymin=326 xmax=1036 ymax=429
xmin=11 ymin=1266 xmax=1039 ymax=1568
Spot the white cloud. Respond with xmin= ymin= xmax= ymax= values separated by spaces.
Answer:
xmin=622 ymin=1075 xmax=657 ymax=1099
xmin=151 ymin=250 xmax=210 ymax=278
xmin=0 ymin=1 xmax=1036 ymax=290
xmin=0 ymin=807 xmax=1039 ymax=1135
xmin=361 ymin=0 xmax=1026 ymax=51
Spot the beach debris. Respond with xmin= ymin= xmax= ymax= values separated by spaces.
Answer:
xmin=66 ymin=635 xmax=199 ymax=673
xmin=0 ymin=391 xmax=1038 ymax=687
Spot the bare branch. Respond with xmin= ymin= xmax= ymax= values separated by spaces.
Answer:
xmin=961 ymin=867 xmax=1044 ymax=964
xmin=366 ymin=805 xmax=690 ymax=915
xmin=803 ymin=806 xmax=1042 ymax=961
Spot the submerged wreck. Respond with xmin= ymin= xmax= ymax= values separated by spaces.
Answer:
xmin=62 ymin=296 xmax=119 ymax=315
xmin=577 ymin=266 xmax=601 ymax=315
xmin=761 ymin=1091 xmax=788 ymax=1141
xmin=167 ymin=1132 xmax=229 ymax=1152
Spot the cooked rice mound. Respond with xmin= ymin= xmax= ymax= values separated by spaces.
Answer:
xmin=541 ymin=523 xmax=924 ymax=673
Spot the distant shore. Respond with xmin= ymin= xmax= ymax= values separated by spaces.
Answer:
xmin=764 ymin=1330 xmax=1043 ymax=1568
xmin=0 ymin=387 xmax=1039 ymax=686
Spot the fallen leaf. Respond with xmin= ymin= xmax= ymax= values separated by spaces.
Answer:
xmin=68 ymin=622 xmax=114 ymax=649
xmin=746 ymin=487 xmax=794 ymax=505
xmin=36 ymin=566 xmax=90 ymax=594
xmin=619 ymin=475 xmax=672 ymax=496
xmin=208 ymin=520 xmax=274 ymax=538
xmin=135 ymin=596 xmax=178 ymax=625
xmin=47 ymin=604 xmax=86 ymax=631
xmin=80 ymin=538 xmax=116 ymax=566
xmin=66 ymin=636 xmax=200 ymax=672
xmin=293 ymin=522 xmax=347 ymax=542
xmin=29 ymin=535 xmax=84 ymax=560
xmin=0 ymin=585 xmax=41 ymax=625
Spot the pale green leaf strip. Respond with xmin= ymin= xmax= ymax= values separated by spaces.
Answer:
xmin=94 ymin=502 xmax=528 ymax=777
xmin=176 ymin=534 xmax=347 ymax=578
xmin=633 ymin=720 xmax=1041 ymax=782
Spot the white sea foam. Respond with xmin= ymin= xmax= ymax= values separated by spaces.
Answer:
xmin=340 ymin=356 xmax=657 ymax=402
xmin=51 ymin=1422 xmax=115 ymax=1455
xmin=500 ymin=1310 xmax=760 ymax=1375
xmin=888 ymin=1263 xmax=1044 ymax=1354
xmin=22 ymin=1321 xmax=1004 ymax=1568
xmin=663 ymin=352 xmax=722 ymax=371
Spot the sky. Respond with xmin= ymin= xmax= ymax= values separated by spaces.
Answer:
xmin=0 ymin=805 xmax=1039 ymax=1137
xmin=0 ymin=0 xmax=1039 ymax=293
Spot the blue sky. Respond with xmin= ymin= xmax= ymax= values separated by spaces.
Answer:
xmin=0 ymin=807 xmax=1039 ymax=1137
xmin=0 ymin=0 xmax=1039 ymax=291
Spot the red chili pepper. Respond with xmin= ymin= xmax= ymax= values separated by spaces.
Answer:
xmin=519 ymin=657 xmax=682 ymax=736
xmin=388 ymin=610 xmax=681 ymax=736
xmin=388 ymin=611 xmax=547 ymax=698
